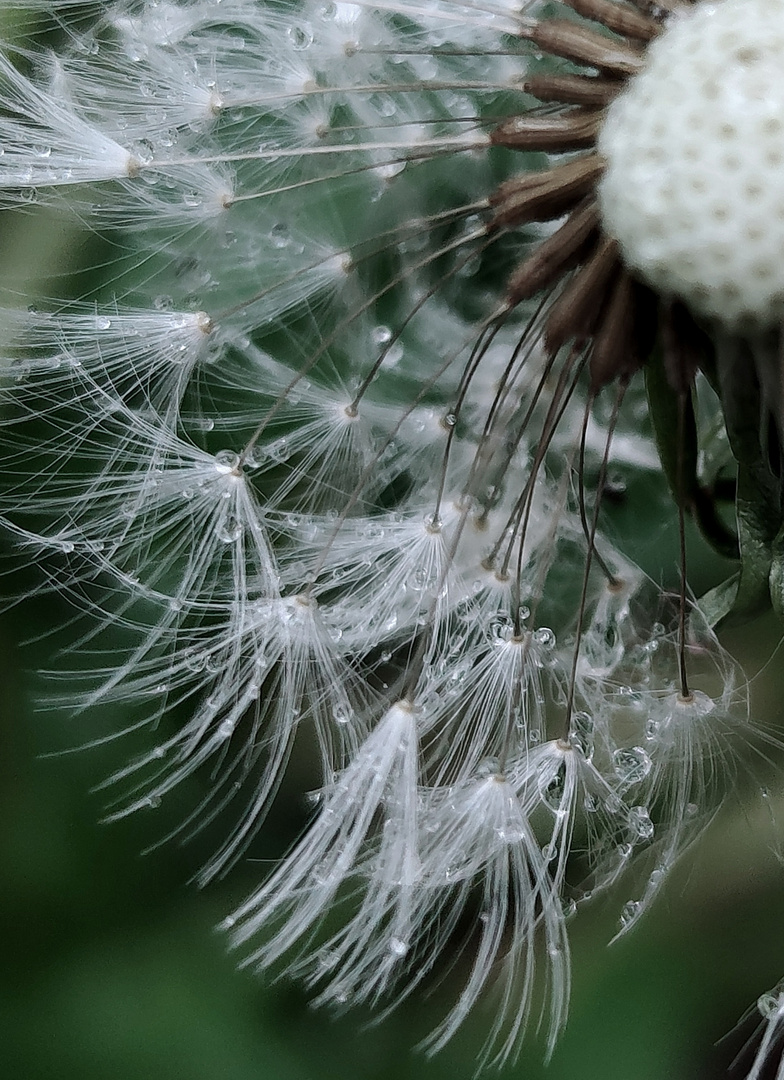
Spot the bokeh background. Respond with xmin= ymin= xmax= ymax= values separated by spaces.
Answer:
xmin=3 ymin=597 xmax=784 ymax=1080
xmin=1 ymin=4 xmax=784 ymax=1078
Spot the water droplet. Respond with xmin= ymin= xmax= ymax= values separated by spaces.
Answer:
xmin=619 ymin=900 xmax=640 ymax=929
xmin=384 ymin=341 xmax=404 ymax=366
xmin=603 ymin=471 xmax=627 ymax=499
xmin=612 ymin=746 xmax=652 ymax=787
xmin=533 ymin=626 xmax=555 ymax=648
xmin=388 ymin=937 xmax=408 ymax=957
xmin=758 ymin=992 xmax=782 ymax=1019
xmin=496 ymin=825 xmax=525 ymax=844
xmin=540 ymin=769 xmax=565 ymax=810
xmin=244 ymin=445 xmax=266 ymax=469
xmin=477 ymin=756 xmax=501 ymax=778
xmin=270 ymin=222 xmax=291 ymax=247
xmin=218 ymin=516 xmax=242 ymax=543
xmin=570 ymin=711 xmax=594 ymax=757
xmin=648 ymin=865 xmax=667 ymax=888
xmin=332 ymin=703 xmax=353 ymax=725
xmin=145 ymin=794 xmax=162 ymax=809
xmin=371 ymin=324 xmax=392 ymax=346
xmin=184 ymin=649 xmax=207 ymax=673
xmin=96 ymin=315 xmax=112 ymax=330
xmin=628 ymin=805 xmax=654 ymax=842
xmin=644 ymin=716 xmax=660 ymax=740
xmin=287 ymin=24 xmax=313 ymax=49
xmin=218 ymin=719 xmax=235 ymax=739
xmin=318 ymin=948 xmax=339 ymax=971
xmin=215 ymin=449 xmax=240 ymax=472
xmin=267 ymin=438 xmax=289 ymax=463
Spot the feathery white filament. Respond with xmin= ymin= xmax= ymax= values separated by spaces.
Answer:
xmin=0 ymin=0 xmax=765 ymax=1069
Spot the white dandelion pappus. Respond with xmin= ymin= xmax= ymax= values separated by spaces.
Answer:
xmin=227 ymin=700 xmax=419 ymax=968
xmin=0 ymin=0 xmax=774 ymax=1071
xmin=410 ymin=768 xmax=571 ymax=1066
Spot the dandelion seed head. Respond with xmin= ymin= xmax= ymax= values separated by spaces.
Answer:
xmin=599 ymin=0 xmax=784 ymax=326
xmin=0 ymin=0 xmax=775 ymax=1068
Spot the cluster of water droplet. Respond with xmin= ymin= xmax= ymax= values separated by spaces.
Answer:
xmin=0 ymin=0 xmax=754 ymax=1065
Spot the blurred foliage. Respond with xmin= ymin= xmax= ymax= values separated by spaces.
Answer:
xmin=3 ymin=606 xmax=784 ymax=1080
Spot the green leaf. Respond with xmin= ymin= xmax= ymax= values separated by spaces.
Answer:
xmin=715 ymin=345 xmax=782 ymax=621
xmin=644 ymin=348 xmax=698 ymax=506
xmin=769 ymin=520 xmax=784 ymax=620
xmin=645 ymin=350 xmax=738 ymax=560
xmin=695 ymin=572 xmax=739 ymax=630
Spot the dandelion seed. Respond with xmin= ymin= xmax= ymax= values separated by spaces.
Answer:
xmin=229 ymin=701 xmax=418 ymax=969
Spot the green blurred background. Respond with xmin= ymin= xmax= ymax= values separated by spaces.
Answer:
xmin=1 ymin=4 xmax=784 ymax=1077
xmin=3 ymin=606 xmax=784 ymax=1080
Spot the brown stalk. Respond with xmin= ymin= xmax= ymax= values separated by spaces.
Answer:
xmin=491 ymin=107 xmax=604 ymax=152
xmin=544 ymin=235 xmax=621 ymax=355
xmin=489 ymin=154 xmax=605 ymax=228
xmin=523 ymin=73 xmax=624 ymax=107
xmin=629 ymin=0 xmax=689 ymax=17
xmin=589 ymin=270 xmax=643 ymax=388
xmin=525 ymin=19 xmax=647 ymax=76
xmin=561 ymin=0 xmax=661 ymax=42
xmin=661 ymin=299 xmax=709 ymax=394
xmin=506 ymin=200 xmax=600 ymax=304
